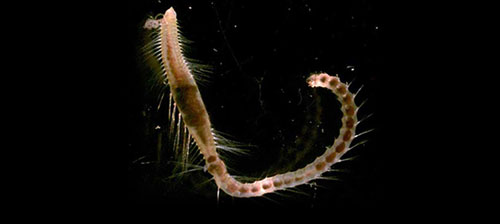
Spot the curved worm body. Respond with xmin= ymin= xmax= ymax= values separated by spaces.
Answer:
xmin=157 ymin=7 xmax=360 ymax=197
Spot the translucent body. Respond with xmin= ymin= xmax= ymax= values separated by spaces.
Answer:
xmin=154 ymin=7 xmax=361 ymax=198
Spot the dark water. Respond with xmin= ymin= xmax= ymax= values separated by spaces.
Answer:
xmin=126 ymin=0 xmax=389 ymax=208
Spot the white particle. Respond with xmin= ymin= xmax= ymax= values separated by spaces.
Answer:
xmin=188 ymin=6 xmax=192 ymax=10
xmin=375 ymin=26 xmax=379 ymax=30
xmin=234 ymin=24 xmax=238 ymax=28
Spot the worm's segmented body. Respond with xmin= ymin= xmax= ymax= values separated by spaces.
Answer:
xmin=150 ymin=7 xmax=362 ymax=198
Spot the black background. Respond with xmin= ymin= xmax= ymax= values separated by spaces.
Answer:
xmin=14 ymin=0 xmax=484 ymax=214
